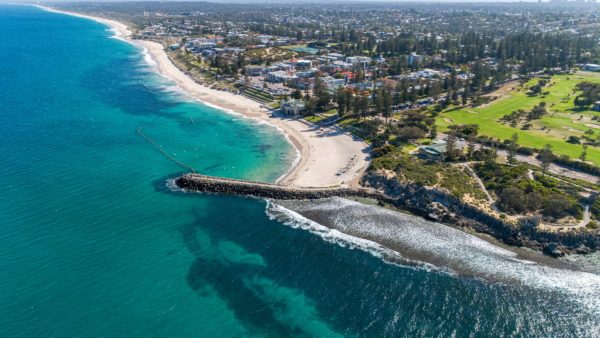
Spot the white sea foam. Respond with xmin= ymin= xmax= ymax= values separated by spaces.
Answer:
xmin=265 ymin=201 xmax=443 ymax=274
xmin=140 ymin=46 xmax=158 ymax=67
xmin=106 ymin=27 xmax=129 ymax=43
xmin=269 ymin=198 xmax=600 ymax=314
xmin=165 ymin=178 xmax=184 ymax=192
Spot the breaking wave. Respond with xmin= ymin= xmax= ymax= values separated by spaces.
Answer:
xmin=268 ymin=197 xmax=600 ymax=315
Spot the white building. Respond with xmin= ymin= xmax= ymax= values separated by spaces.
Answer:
xmin=267 ymin=71 xmax=297 ymax=83
xmin=281 ymin=99 xmax=305 ymax=116
xmin=332 ymin=61 xmax=354 ymax=70
xmin=346 ymin=56 xmax=371 ymax=67
xmin=245 ymin=66 xmax=265 ymax=76
xmin=408 ymin=52 xmax=424 ymax=65
xmin=328 ymin=53 xmax=346 ymax=61
xmin=294 ymin=59 xmax=313 ymax=69
xmin=324 ymin=77 xmax=346 ymax=91
xmin=583 ymin=64 xmax=600 ymax=72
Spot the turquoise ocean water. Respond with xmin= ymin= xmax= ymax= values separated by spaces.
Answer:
xmin=0 ymin=5 xmax=599 ymax=337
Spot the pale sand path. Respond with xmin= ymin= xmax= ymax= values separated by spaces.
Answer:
xmin=39 ymin=6 xmax=371 ymax=188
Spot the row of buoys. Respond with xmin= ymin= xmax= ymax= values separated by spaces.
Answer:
xmin=137 ymin=127 xmax=196 ymax=173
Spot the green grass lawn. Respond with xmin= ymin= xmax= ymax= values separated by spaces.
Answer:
xmin=437 ymin=72 xmax=600 ymax=165
xmin=323 ymin=108 xmax=338 ymax=116
xmin=304 ymin=115 xmax=325 ymax=123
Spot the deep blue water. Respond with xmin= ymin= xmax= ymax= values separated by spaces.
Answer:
xmin=0 ymin=5 xmax=599 ymax=337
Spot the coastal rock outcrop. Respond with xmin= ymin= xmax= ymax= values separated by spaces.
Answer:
xmin=362 ymin=171 xmax=600 ymax=256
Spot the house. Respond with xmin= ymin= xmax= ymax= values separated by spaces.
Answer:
xmin=256 ymin=35 xmax=272 ymax=44
xmin=328 ymin=53 xmax=345 ymax=61
xmin=267 ymin=70 xmax=297 ymax=83
xmin=583 ymin=64 xmax=600 ymax=72
xmin=346 ymin=56 xmax=371 ymax=68
xmin=324 ymin=77 xmax=346 ymax=91
xmin=245 ymin=66 xmax=265 ymax=76
xmin=281 ymin=99 xmax=305 ymax=116
xmin=373 ymin=55 xmax=386 ymax=63
xmin=350 ymin=82 xmax=374 ymax=91
xmin=188 ymin=41 xmax=216 ymax=51
xmin=332 ymin=60 xmax=354 ymax=70
xmin=408 ymin=52 xmax=424 ymax=65
xmin=294 ymin=59 xmax=313 ymax=69
xmin=268 ymin=63 xmax=294 ymax=72
xmin=593 ymin=101 xmax=600 ymax=111
xmin=418 ymin=140 xmax=447 ymax=161
xmin=410 ymin=69 xmax=441 ymax=79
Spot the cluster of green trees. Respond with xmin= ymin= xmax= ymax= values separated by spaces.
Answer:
xmin=528 ymin=79 xmax=548 ymax=96
xmin=574 ymin=81 xmax=600 ymax=109
xmin=209 ymin=55 xmax=244 ymax=77
xmin=475 ymin=162 xmax=582 ymax=219
xmin=498 ymin=102 xmax=547 ymax=128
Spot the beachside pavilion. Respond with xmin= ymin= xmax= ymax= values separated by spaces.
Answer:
xmin=281 ymin=99 xmax=305 ymax=116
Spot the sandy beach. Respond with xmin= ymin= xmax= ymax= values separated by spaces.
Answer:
xmin=40 ymin=5 xmax=370 ymax=188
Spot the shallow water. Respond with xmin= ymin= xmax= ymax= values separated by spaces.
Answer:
xmin=0 ymin=5 xmax=598 ymax=337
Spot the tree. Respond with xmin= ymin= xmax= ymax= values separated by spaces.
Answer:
xmin=507 ymin=133 xmax=519 ymax=164
xmin=445 ymin=134 xmax=459 ymax=161
xmin=580 ymin=144 xmax=588 ymax=162
xmin=466 ymin=135 xmax=476 ymax=159
xmin=382 ymin=89 xmax=393 ymax=124
xmin=316 ymin=90 xmax=330 ymax=112
xmin=396 ymin=126 xmax=426 ymax=143
xmin=430 ymin=125 xmax=438 ymax=140
xmin=372 ymin=89 xmax=383 ymax=117
xmin=304 ymin=97 xmax=317 ymax=117
xmin=498 ymin=187 xmax=526 ymax=213
xmin=539 ymin=144 xmax=554 ymax=175
xmin=335 ymin=87 xmax=346 ymax=116
xmin=291 ymin=89 xmax=303 ymax=100
xmin=313 ymin=76 xmax=324 ymax=96
xmin=353 ymin=94 xmax=369 ymax=121
xmin=462 ymin=83 xmax=470 ymax=105
xmin=543 ymin=194 xmax=572 ymax=219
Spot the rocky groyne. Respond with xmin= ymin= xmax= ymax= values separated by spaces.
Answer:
xmin=175 ymin=173 xmax=395 ymax=202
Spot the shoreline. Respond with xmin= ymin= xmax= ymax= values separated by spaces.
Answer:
xmin=38 ymin=5 xmax=370 ymax=188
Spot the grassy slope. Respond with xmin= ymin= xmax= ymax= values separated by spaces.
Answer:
xmin=437 ymin=72 xmax=600 ymax=165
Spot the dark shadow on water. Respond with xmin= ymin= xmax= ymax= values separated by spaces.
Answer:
xmin=178 ymin=206 xmax=301 ymax=337
xmin=80 ymin=57 xmax=185 ymax=120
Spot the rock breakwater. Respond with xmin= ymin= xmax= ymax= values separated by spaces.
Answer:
xmin=175 ymin=173 xmax=394 ymax=202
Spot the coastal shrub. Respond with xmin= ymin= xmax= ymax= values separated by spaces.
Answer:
xmin=371 ymin=154 xmax=486 ymax=200
xmin=587 ymin=221 xmax=599 ymax=230
xmin=517 ymin=146 xmax=534 ymax=156
xmin=543 ymin=194 xmax=582 ymax=219
xmin=393 ymin=126 xmax=426 ymax=143
xmin=475 ymin=162 xmax=583 ymax=219
xmin=591 ymin=198 xmax=600 ymax=220
xmin=448 ymin=124 xmax=479 ymax=138
xmin=372 ymin=144 xmax=396 ymax=158
xmin=349 ymin=120 xmax=382 ymax=142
